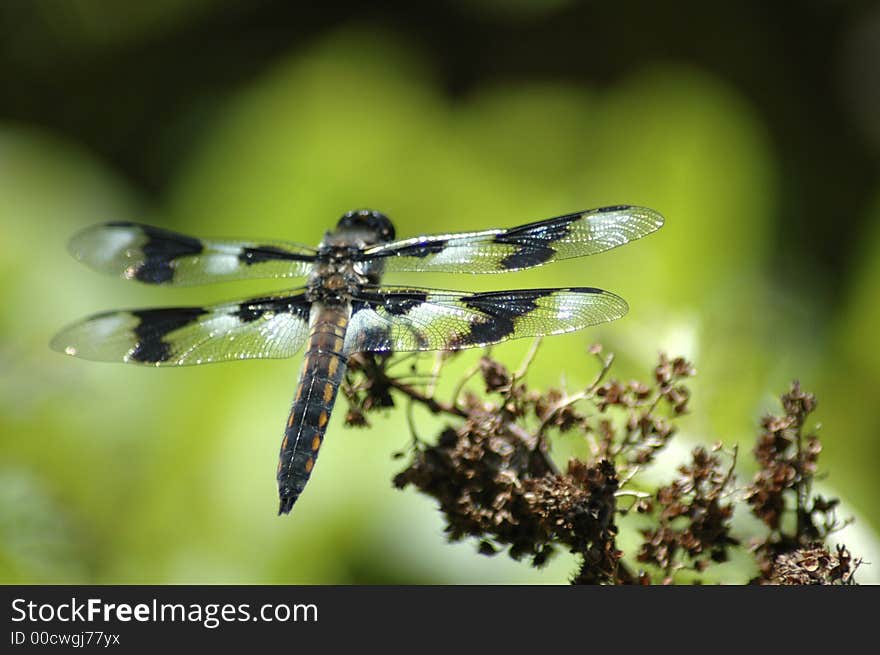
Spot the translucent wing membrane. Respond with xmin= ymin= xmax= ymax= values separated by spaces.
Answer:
xmin=358 ymin=205 xmax=663 ymax=274
xmin=51 ymin=293 xmax=312 ymax=366
xmin=69 ymin=222 xmax=317 ymax=286
xmin=345 ymin=286 xmax=628 ymax=353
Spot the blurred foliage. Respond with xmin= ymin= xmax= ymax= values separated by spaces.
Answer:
xmin=0 ymin=1 xmax=878 ymax=584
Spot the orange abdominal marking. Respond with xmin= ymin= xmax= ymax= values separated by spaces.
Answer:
xmin=312 ymin=435 xmax=321 ymax=451
xmin=323 ymin=383 xmax=334 ymax=404
xmin=318 ymin=411 xmax=329 ymax=428
xmin=327 ymin=357 xmax=339 ymax=378
xmin=281 ymin=435 xmax=288 ymax=450
xmin=304 ymin=457 xmax=314 ymax=473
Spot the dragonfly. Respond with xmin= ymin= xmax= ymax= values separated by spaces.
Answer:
xmin=51 ymin=205 xmax=663 ymax=515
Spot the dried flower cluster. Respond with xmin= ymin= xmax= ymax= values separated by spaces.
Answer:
xmin=342 ymin=345 xmax=860 ymax=585
xmin=762 ymin=544 xmax=857 ymax=585
xmin=636 ymin=445 xmax=739 ymax=582
xmin=744 ymin=382 xmax=859 ymax=584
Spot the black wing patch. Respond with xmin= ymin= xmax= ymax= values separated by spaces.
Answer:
xmin=51 ymin=293 xmax=313 ymax=366
xmin=68 ymin=222 xmax=317 ymax=286
xmin=356 ymin=205 xmax=663 ymax=274
xmin=344 ymin=287 xmax=628 ymax=353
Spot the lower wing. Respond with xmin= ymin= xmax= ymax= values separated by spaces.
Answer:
xmin=344 ymin=286 xmax=628 ymax=354
xmin=51 ymin=292 xmax=312 ymax=366
xmin=52 ymin=285 xmax=628 ymax=364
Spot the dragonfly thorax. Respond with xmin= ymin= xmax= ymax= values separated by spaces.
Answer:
xmin=307 ymin=257 xmax=366 ymax=303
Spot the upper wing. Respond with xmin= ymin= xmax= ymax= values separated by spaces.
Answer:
xmin=356 ymin=205 xmax=663 ymax=274
xmin=68 ymin=222 xmax=317 ymax=286
xmin=51 ymin=292 xmax=312 ymax=366
xmin=344 ymin=286 xmax=627 ymax=353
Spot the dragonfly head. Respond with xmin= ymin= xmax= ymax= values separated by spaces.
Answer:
xmin=335 ymin=209 xmax=396 ymax=244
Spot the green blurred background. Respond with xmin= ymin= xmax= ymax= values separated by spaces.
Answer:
xmin=2 ymin=0 xmax=879 ymax=584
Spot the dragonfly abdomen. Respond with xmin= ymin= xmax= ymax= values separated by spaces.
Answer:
xmin=276 ymin=303 xmax=351 ymax=515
